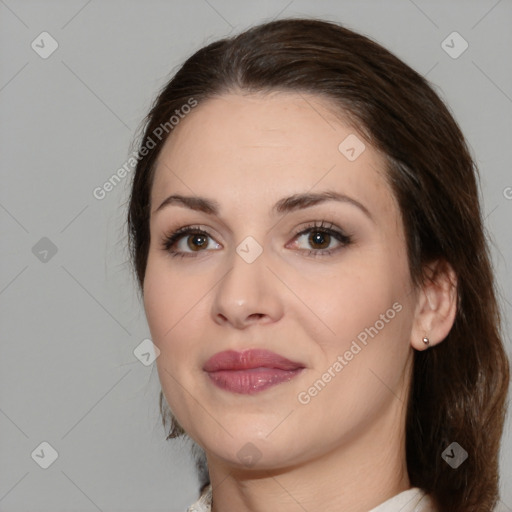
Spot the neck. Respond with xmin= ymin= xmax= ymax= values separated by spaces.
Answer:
xmin=207 ymin=397 xmax=411 ymax=512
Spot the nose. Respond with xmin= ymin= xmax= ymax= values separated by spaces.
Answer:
xmin=211 ymin=247 xmax=284 ymax=329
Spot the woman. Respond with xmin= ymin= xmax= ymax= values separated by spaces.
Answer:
xmin=127 ymin=18 xmax=510 ymax=512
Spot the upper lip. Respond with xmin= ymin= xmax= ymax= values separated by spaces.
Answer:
xmin=203 ymin=349 xmax=305 ymax=372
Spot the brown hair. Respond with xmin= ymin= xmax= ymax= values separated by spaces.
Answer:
xmin=127 ymin=18 xmax=510 ymax=511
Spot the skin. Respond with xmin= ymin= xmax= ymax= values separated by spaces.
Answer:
xmin=143 ymin=91 xmax=457 ymax=512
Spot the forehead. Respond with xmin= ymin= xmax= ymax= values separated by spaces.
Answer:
xmin=151 ymin=92 xmax=398 ymax=223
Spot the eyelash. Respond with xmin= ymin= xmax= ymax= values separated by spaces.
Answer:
xmin=160 ymin=220 xmax=353 ymax=259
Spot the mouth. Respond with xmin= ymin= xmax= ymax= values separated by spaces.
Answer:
xmin=203 ymin=349 xmax=305 ymax=395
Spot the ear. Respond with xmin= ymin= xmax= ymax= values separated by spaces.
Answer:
xmin=411 ymin=259 xmax=458 ymax=351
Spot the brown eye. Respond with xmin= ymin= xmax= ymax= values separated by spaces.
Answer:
xmin=291 ymin=221 xmax=353 ymax=258
xmin=161 ymin=226 xmax=221 ymax=258
xmin=187 ymin=233 xmax=209 ymax=251
xmin=308 ymin=231 xmax=331 ymax=250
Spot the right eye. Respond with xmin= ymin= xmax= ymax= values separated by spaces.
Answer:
xmin=161 ymin=226 xmax=222 ymax=258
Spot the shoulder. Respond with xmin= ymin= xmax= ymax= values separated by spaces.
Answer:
xmin=185 ymin=485 xmax=508 ymax=512
xmin=186 ymin=484 xmax=212 ymax=512
xmin=417 ymin=491 xmax=437 ymax=512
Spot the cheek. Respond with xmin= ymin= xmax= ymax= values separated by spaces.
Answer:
xmin=143 ymin=257 xmax=173 ymax=341
xmin=306 ymin=260 xmax=402 ymax=341
xmin=143 ymin=256 xmax=194 ymax=350
xmin=299 ymin=269 xmax=412 ymax=431
xmin=304 ymin=253 xmax=412 ymax=392
xmin=143 ymin=254 xmax=214 ymax=372
xmin=143 ymin=257 xmax=207 ymax=425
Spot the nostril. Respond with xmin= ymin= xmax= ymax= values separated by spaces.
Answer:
xmin=248 ymin=313 xmax=266 ymax=322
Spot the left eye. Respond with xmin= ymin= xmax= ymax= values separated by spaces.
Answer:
xmin=295 ymin=230 xmax=338 ymax=250
xmin=290 ymin=225 xmax=352 ymax=256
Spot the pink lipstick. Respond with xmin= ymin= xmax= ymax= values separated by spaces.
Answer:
xmin=203 ymin=349 xmax=304 ymax=395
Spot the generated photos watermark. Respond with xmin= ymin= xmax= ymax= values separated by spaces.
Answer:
xmin=92 ymin=97 xmax=198 ymax=200
xmin=297 ymin=301 xmax=403 ymax=405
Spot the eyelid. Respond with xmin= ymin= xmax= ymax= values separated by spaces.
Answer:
xmin=287 ymin=221 xmax=352 ymax=254
xmin=160 ymin=225 xmax=221 ymax=256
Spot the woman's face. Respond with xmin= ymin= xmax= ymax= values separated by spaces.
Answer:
xmin=143 ymin=91 xmax=419 ymax=470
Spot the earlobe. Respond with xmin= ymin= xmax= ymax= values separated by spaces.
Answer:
xmin=411 ymin=260 xmax=458 ymax=351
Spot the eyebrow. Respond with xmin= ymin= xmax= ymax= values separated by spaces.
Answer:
xmin=153 ymin=190 xmax=373 ymax=221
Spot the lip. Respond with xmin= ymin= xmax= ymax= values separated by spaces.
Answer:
xmin=203 ymin=349 xmax=305 ymax=395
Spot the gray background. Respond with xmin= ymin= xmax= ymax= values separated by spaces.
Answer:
xmin=1 ymin=0 xmax=511 ymax=510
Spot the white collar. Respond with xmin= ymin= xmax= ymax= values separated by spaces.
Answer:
xmin=369 ymin=487 xmax=435 ymax=511
xmin=187 ymin=485 xmax=436 ymax=512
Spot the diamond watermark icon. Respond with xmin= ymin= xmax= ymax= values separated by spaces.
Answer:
xmin=32 ymin=237 xmax=58 ymax=263
xmin=338 ymin=134 xmax=366 ymax=161
xmin=31 ymin=441 xmax=59 ymax=469
xmin=441 ymin=441 xmax=468 ymax=469
xmin=236 ymin=236 xmax=263 ymax=264
xmin=31 ymin=32 xmax=59 ymax=59
xmin=134 ymin=338 xmax=160 ymax=366
xmin=237 ymin=442 xmax=262 ymax=467
xmin=441 ymin=32 xmax=468 ymax=59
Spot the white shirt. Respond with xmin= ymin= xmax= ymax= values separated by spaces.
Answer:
xmin=186 ymin=485 xmax=436 ymax=512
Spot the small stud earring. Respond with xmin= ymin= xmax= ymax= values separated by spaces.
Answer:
xmin=422 ymin=335 xmax=430 ymax=347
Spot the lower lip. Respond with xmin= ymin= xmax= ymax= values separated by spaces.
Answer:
xmin=205 ymin=367 xmax=304 ymax=394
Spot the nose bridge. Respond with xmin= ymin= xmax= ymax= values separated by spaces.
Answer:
xmin=211 ymin=240 xmax=282 ymax=327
